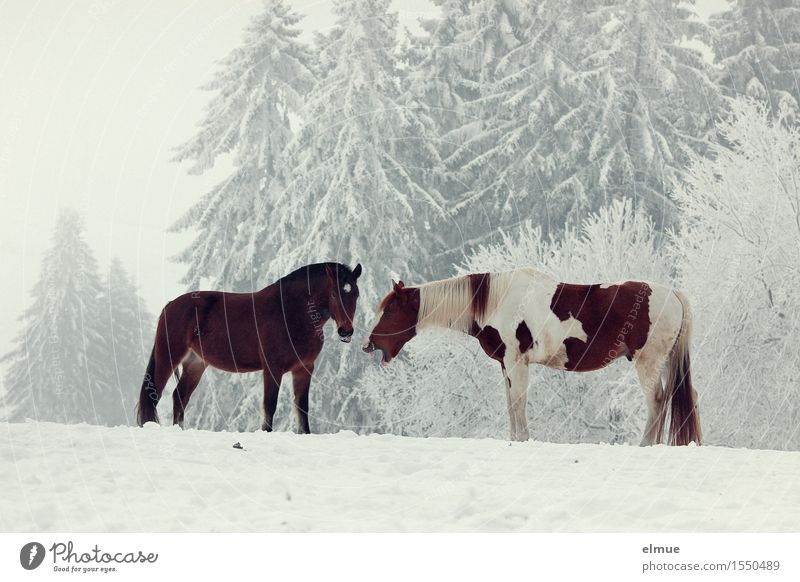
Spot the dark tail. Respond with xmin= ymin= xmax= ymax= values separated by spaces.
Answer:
xmin=136 ymin=347 xmax=160 ymax=426
xmin=663 ymin=291 xmax=702 ymax=446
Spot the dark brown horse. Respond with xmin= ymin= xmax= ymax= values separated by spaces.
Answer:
xmin=136 ymin=262 xmax=362 ymax=432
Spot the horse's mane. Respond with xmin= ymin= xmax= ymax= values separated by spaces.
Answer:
xmin=280 ymin=262 xmax=353 ymax=284
xmin=416 ymin=272 xmax=515 ymax=331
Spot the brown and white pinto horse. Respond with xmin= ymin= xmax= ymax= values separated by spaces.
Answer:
xmin=363 ymin=267 xmax=701 ymax=445
xmin=137 ymin=262 xmax=362 ymax=432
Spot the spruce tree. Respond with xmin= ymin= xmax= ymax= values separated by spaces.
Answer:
xmin=432 ymin=0 xmax=721 ymax=237
xmin=583 ymin=0 xmax=722 ymax=227
xmin=404 ymin=0 xmax=477 ymax=139
xmin=446 ymin=0 xmax=590 ymax=235
xmin=2 ymin=209 xmax=113 ymax=425
xmin=711 ymin=0 xmax=800 ymax=123
xmin=171 ymin=0 xmax=316 ymax=291
xmin=100 ymin=258 xmax=154 ymax=426
xmin=275 ymin=0 xmax=448 ymax=305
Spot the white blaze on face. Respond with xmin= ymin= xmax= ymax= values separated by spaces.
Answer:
xmin=343 ymin=283 xmax=352 ymax=293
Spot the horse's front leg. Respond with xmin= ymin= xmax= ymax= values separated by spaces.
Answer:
xmin=504 ymin=358 xmax=530 ymax=441
xmin=500 ymin=363 xmax=518 ymax=440
xmin=261 ymin=368 xmax=282 ymax=432
xmin=291 ymin=364 xmax=314 ymax=434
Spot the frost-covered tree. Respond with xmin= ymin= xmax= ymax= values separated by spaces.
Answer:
xmin=434 ymin=0 xmax=528 ymax=240
xmin=431 ymin=0 xmax=721 ymax=241
xmin=445 ymin=0 xmax=582 ymax=235
xmin=275 ymin=0 xmax=449 ymax=305
xmin=1 ymin=209 xmax=115 ymax=425
xmin=577 ymin=0 xmax=721 ymax=224
xmin=405 ymin=0 xmax=477 ymax=138
xmin=356 ymin=199 xmax=672 ymax=442
xmin=100 ymin=258 xmax=154 ymax=426
xmin=673 ymin=99 xmax=800 ymax=451
xmin=560 ymin=0 xmax=721 ymax=228
xmin=402 ymin=0 xmax=476 ymax=229
xmin=711 ymin=0 xmax=800 ymax=123
xmin=171 ymin=0 xmax=316 ymax=290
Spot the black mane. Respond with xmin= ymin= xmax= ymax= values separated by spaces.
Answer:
xmin=279 ymin=262 xmax=354 ymax=285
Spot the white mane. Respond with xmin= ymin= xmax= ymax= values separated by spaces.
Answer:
xmin=417 ymin=276 xmax=474 ymax=333
xmin=416 ymin=270 xmax=524 ymax=332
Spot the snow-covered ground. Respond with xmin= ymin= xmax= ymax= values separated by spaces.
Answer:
xmin=1 ymin=421 xmax=798 ymax=532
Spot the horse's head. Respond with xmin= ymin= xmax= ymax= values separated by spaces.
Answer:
xmin=362 ymin=280 xmax=420 ymax=365
xmin=326 ymin=263 xmax=362 ymax=342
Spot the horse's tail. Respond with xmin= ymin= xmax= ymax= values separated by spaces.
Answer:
xmin=662 ymin=290 xmax=702 ymax=446
xmin=136 ymin=347 xmax=160 ymax=426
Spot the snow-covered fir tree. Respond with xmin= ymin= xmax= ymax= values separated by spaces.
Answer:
xmin=586 ymin=0 xmax=722 ymax=226
xmin=1 ymin=209 xmax=115 ymax=425
xmin=711 ymin=0 xmax=800 ymax=123
xmin=169 ymin=0 xmax=316 ymax=431
xmin=400 ymin=0 xmax=491 ymax=261
xmin=404 ymin=0 xmax=477 ymax=141
xmin=171 ymin=0 xmax=316 ymax=291
xmin=273 ymin=0 xmax=448 ymax=300
xmin=446 ymin=0 xmax=590 ymax=235
xmin=100 ymin=258 xmax=154 ymax=426
xmin=435 ymin=0 xmax=721 ymax=239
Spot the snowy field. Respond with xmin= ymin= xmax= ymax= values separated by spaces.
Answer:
xmin=1 ymin=421 xmax=798 ymax=532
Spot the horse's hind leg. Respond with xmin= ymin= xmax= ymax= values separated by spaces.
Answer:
xmin=634 ymin=287 xmax=684 ymax=445
xmin=138 ymin=318 xmax=189 ymax=426
xmin=261 ymin=368 xmax=282 ymax=432
xmin=635 ymin=356 xmax=667 ymax=446
xmin=172 ymin=352 xmax=207 ymax=428
xmin=291 ymin=365 xmax=313 ymax=434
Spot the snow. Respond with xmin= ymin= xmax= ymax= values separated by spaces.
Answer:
xmin=2 ymin=421 xmax=798 ymax=532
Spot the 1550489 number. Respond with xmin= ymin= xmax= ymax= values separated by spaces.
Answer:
xmin=736 ymin=560 xmax=780 ymax=571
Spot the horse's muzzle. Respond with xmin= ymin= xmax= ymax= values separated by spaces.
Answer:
xmin=337 ymin=327 xmax=353 ymax=343
xmin=362 ymin=341 xmax=388 ymax=365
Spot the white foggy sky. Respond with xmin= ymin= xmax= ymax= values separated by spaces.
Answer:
xmin=0 ymin=0 xmax=726 ymax=354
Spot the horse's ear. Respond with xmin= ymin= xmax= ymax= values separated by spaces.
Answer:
xmin=392 ymin=280 xmax=405 ymax=292
xmin=352 ymin=263 xmax=362 ymax=279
